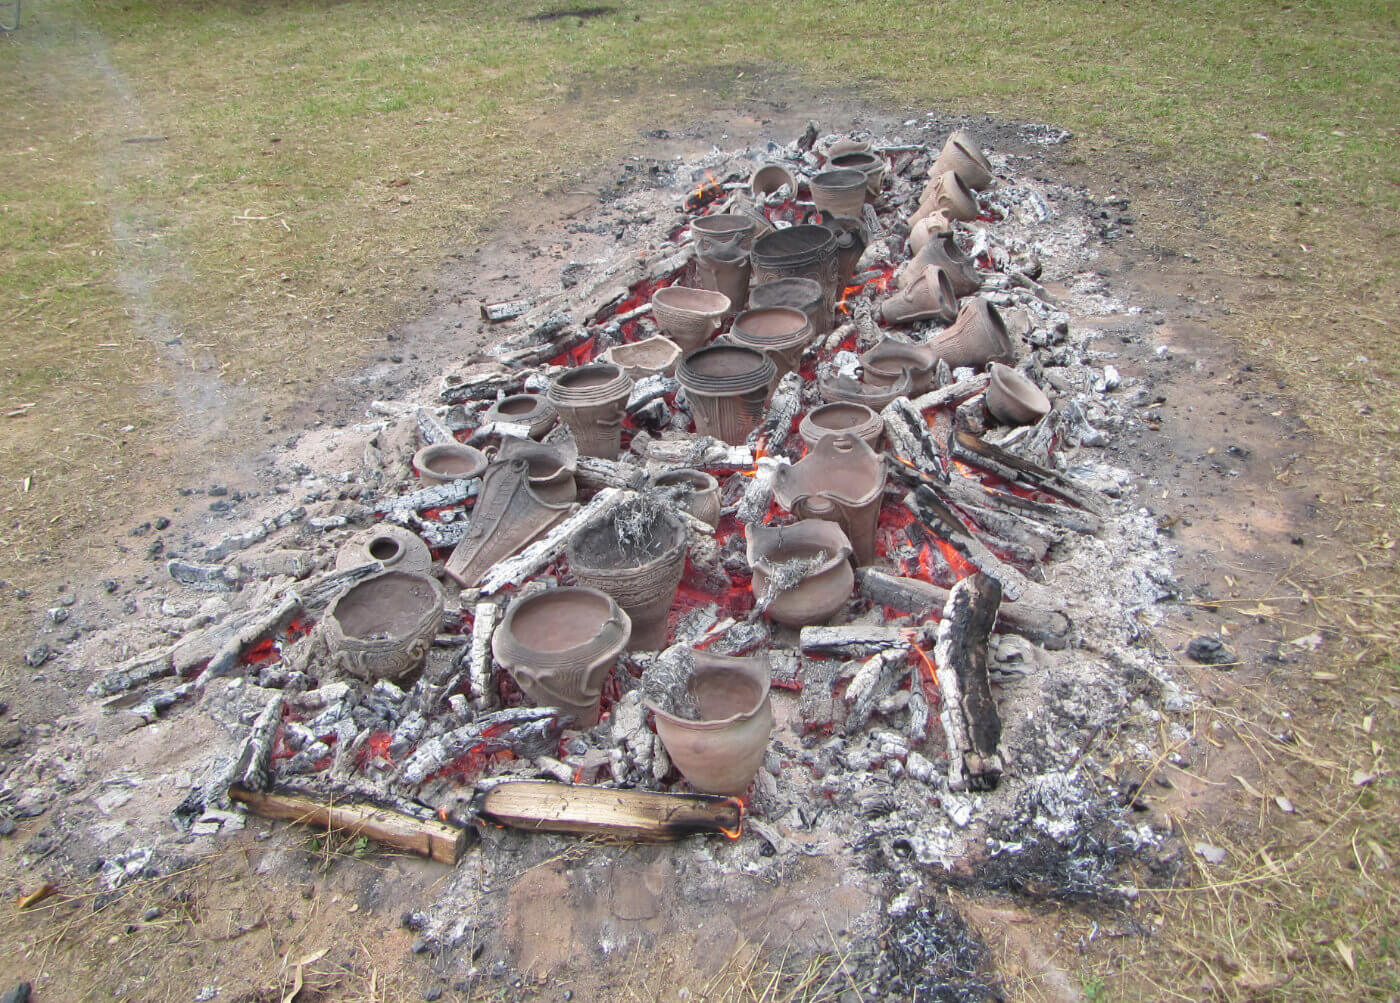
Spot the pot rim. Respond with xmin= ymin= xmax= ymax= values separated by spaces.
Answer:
xmin=493 ymin=585 xmax=632 ymax=665
xmin=325 ymin=569 xmax=445 ymax=642
xmin=745 ymin=519 xmax=854 ymax=580
xmin=412 ymin=442 xmax=487 ymax=480
xmin=644 ymin=652 xmax=772 ymax=730
xmin=652 ymin=285 xmax=732 ymax=319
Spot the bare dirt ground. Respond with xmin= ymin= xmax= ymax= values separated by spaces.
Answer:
xmin=0 ymin=93 xmax=1387 ymax=1001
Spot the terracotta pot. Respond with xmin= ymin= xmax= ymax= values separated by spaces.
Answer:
xmin=932 ymin=129 xmax=994 ymax=190
xmin=690 ymin=213 xmax=757 ymax=251
xmin=985 ymin=362 xmax=1052 ymax=426
xmin=335 ymin=524 xmax=433 ymax=576
xmin=676 ymin=344 xmax=776 ymax=445
xmin=829 ymin=151 xmax=887 ymax=200
xmin=772 ymin=432 xmax=886 ymax=566
xmin=929 ymin=298 xmax=1014 ymax=370
xmin=483 ymin=394 xmax=557 ymax=439
xmin=752 ymin=224 xmax=841 ymax=314
xmin=750 ymin=163 xmax=798 ymax=199
xmin=651 ymin=286 xmax=730 ymax=352
xmin=413 ymin=442 xmax=487 ymax=485
xmin=567 ymin=498 xmax=687 ymax=652
xmin=603 ymin=335 xmax=682 ymax=381
xmin=746 ymin=520 xmax=854 ymax=627
xmin=492 ymin=587 xmax=631 ymax=727
xmin=860 ymin=337 xmax=939 ymax=395
xmin=810 ymin=168 xmax=867 ymax=219
xmin=827 ymin=137 xmax=872 ymax=158
xmin=653 ymin=468 xmax=722 ymax=528
xmin=914 ymin=171 xmax=979 ymax=225
xmin=444 ymin=458 xmax=573 ymax=586
xmin=750 ymin=276 xmax=829 ymax=339
xmin=323 ymin=570 xmax=444 ymax=682
xmin=879 ymin=265 xmax=958 ymax=327
xmin=897 ymin=232 xmax=982 ymax=298
xmin=817 ymin=213 xmax=870 ymax=289
xmin=798 ymin=402 xmax=884 ymax=453
xmin=728 ymin=306 xmax=813 ymax=377
xmin=818 ymin=369 xmax=913 ymax=410
xmin=546 ymin=362 xmax=633 ymax=459
xmin=646 ymin=650 xmax=773 ymax=795
xmin=494 ymin=436 xmax=578 ymax=505
xmin=907 ymin=216 xmax=945 ymax=256
xmin=694 ymin=234 xmax=752 ymax=315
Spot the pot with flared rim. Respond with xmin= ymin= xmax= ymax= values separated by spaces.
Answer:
xmin=829 ymin=151 xmax=886 ymax=199
xmin=646 ymin=650 xmax=773 ymax=795
xmin=860 ymin=339 xmax=938 ymax=395
xmin=818 ymin=369 xmax=913 ymax=410
xmin=771 ymin=432 xmax=886 ymax=566
xmin=484 ymin=394 xmax=556 ymax=439
xmin=746 ymin=519 xmax=855 ymax=628
xmin=412 ymin=442 xmax=488 ymax=486
xmin=985 ymin=362 xmax=1052 ymax=426
xmin=547 ymin=363 xmax=632 ymax=459
xmin=750 ymin=276 xmax=829 ymax=339
xmin=798 ymin=402 xmax=884 ymax=453
xmin=809 ymin=168 xmax=867 ymax=220
xmin=546 ymin=362 xmax=631 ymax=405
xmin=324 ymin=570 xmax=444 ymax=682
xmin=676 ymin=344 xmax=777 ymax=395
xmin=751 ymin=224 xmax=841 ymax=313
xmin=690 ymin=213 xmax=757 ymax=250
xmin=652 ymin=468 xmax=721 ymax=528
xmin=749 ymin=163 xmax=798 ymax=199
xmin=650 ymin=285 xmax=731 ymax=352
xmin=728 ymin=306 xmax=812 ymax=377
xmin=492 ymin=586 xmax=632 ymax=727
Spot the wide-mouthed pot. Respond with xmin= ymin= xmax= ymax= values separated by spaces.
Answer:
xmin=650 ymin=286 xmax=731 ymax=351
xmin=751 ymin=224 xmax=841 ymax=314
xmin=546 ymin=362 xmax=633 ymax=459
xmin=676 ymin=344 xmax=776 ymax=445
xmin=985 ymin=362 xmax=1052 ymax=426
xmin=828 ymin=150 xmax=887 ymax=199
xmin=860 ymin=337 xmax=940 ymax=395
xmin=809 ymin=168 xmax=867 ymax=220
xmin=603 ymin=335 xmax=682 ymax=381
xmin=727 ymin=306 xmax=813 ymax=377
xmin=746 ymin=519 xmax=855 ymax=627
xmin=749 ymin=163 xmax=798 ymax=199
xmin=483 ymin=394 xmax=557 ymax=439
xmin=652 ymin=469 xmax=722 ymax=528
xmin=690 ymin=213 xmax=757 ymax=250
xmin=334 ymin=524 xmax=433 ymax=577
xmin=750 ymin=276 xmax=829 ymax=339
xmin=324 ymin=570 xmax=444 ymax=682
xmin=412 ymin=442 xmax=487 ymax=485
xmin=493 ymin=436 xmax=578 ymax=505
xmin=798 ymin=402 xmax=884 ymax=453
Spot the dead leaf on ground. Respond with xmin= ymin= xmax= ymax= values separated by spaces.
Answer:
xmin=1334 ymin=939 xmax=1356 ymax=974
xmin=17 ymin=883 xmax=58 ymax=909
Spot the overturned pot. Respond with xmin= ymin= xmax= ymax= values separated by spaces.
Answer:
xmin=929 ymin=297 xmax=1014 ymax=370
xmin=546 ymin=362 xmax=633 ymax=459
xmin=413 ymin=442 xmax=487 ymax=485
xmin=335 ymin=524 xmax=433 ymax=577
xmin=676 ymin=344 xmax=777 ymax=446
xmin=645 ymin=649 xmax=773 ymax=796
xmin=650 ymin=286 xmax=731 ymax=352
xmin=444 ymin=458 xmax=573 ymax=586
xmin=985 ymin=362 xmax=1052 ymax=426
xmin=932 ymin=129 xmax=994 ymax=190
xmin=483 ymin=394 xmax=557 ymax=439
xmin=798 ymin=402 xmax=884 ymax=453
xmin=772 ymin=432 xmax=886 ymax=566
xmin=652 ymin=468 xmax=722 ymax=529
xmin=493 ymin=587 xmax=631 ymax=727
xmin=746 ymin=519 xmax=855 ymax=628
xmin=323 ymin=570 xmax=444 ymax=682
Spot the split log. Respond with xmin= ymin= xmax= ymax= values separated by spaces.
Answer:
xmin=735 ymin=457 xmax=782 ymax=525
xmin=480 ymin=298 xmax=531 ymax=323
xmin=881 ymin=398 xmax=949 ymax=479
xmin=473 ymin=781 xmax=742 ymax=842
xmin=468 ymin=601 xmax=500 ymax=713
xmin=395 ymin=708 xmax=563 ymax=787
xmin=951 ymin=429 xmax=1106 ymax=514
xmin=936 ymin=473 xmax=1100 ymax=535
xmin=229 ymin=693 xmax=284 ymax=794
xmin=799 ymin=624 xmax=914 ymax=658
xmin=749 ymin=371 xmax=803 ymax=454
xmin=842 ymin=647 xmax=906 ymax=735
xmin=195 ymin=594 xmax=303 ymax=684
xmin=416 ymin=407 xmax=455 ymax=446
xmin=909 ymin=373 xmax=990 ymax=412
xmin=465 ymin=420 xmax=532 ymax=446
xmin=797 ymin=655 xmax=842 ymax=732
xmin=498 ymin=327 xmax=588 ymax=369
xmin=1007 ymin=269 xmax=1062 ymax=307
xmin=904 ymin=486 xmax=1031 ymax=601
xmin=229 ymin=782 xmax=469 ymax=864
xmin=478 ymin=487 xmax=625 ymax=594
xmin=934 ymin=573 xmax=1004 ymax=791
xmin=378 ymin=477 xmax=478 ymax=518
xmin=644 ymin=437 xmax=754 ymax=471
xmin=574 ymin=456 xmax=648 ymax=493
xmin=856 ymin=568 xmax=1071 ymax=649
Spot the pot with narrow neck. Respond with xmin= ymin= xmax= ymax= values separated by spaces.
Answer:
xmin=335 ymin=524 xmax=433 ymax=577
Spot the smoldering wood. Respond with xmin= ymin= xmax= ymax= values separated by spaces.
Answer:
xmin=439 ymin=369 xmax=521 ymax=406
xmin=881 ymin=399 xmax=950 ymax=479
xmin=626 ymin=374 xmax=677 ymax=414
xmin=797 ymin=654 xmax=843 ymax=732
xmin=799 ymin=625 xmax=914 ymax=657
xmin=1007 ymin=268 xmax=1063 ymax=307
xmin=735 ymin=458 xmax=782 ymax=525
xmin=196 ymin=594 xmax=303 ymax=685
xmin=473 ymin=780 xmax=742 ymax=842
xmin=465 ymin=421 xmax=532 ymax=446
xmin=378 ymin=477 xmax=478 ymax=518
xmin=229 ymin=693 xmax=284 ymax=794
xmin=468 ymin=601 xmax=500 ymax=713
xmin=954 ymin=393 xmax=987 ymax=435
xmin=498 ymin=326 xmax=588 ymax=369
xmin=87 ymin=646 xmax=175 ymax=698
xmin=948 ymin=498 xmax=1057 ymax=560
xmin=854 ymin=568 xmax=1071 ymax=649
xmin=480 ymin=298 xmax=530 ymax=323
xmin=936 ymin=472 xmax=1100 ymax=534
xmin=477 ymin=487 xmax=624 ymax=594
xmin=750 ymin=372 xmax=803 ymax=453
xmin=842 ymin=647 xmax=906 ymax=736
xmin=934 ymin=573 xmax=1004 ymax=791
xmin=909 ymin=373 xmax=991 ymax=412
xmin=574 ymin=456 xmax=648 ymax=493
xmin=395 ymin=707 xmax=562 ymax=787
xmin=643 ymin=437 xmax=754 ymax=471
xmin=416 ymin=407 xmax=456 ymax=446
xmin=904 ymin=486 xmax=1032 ymax=601
xmin=951 ymin=429 xmax=1106 ymax=514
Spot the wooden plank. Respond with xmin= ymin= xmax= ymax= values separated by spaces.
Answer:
xmin=228 ymin=783 xmax=469 ymax=865
xmin=474 ymin=781 xmax=743 ymax=842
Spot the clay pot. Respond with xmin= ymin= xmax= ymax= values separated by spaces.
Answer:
xmin=546 ymin=362 xmax=633 ymax=459
xmin=566 ymin=498 xmax=688 ymax=652
xmin=818 ymin=369 xmax=913 ymax=410
xmin=728 ymin=306 xmax=813 ymax=377
xmin=646 ymin=650 xmax=773 ymax=795
xmin=652 ymin=469 xmax=721 ymax=528
xmin=932 ymin=129 xmax=994 ymax=190
xmin=750 ymin=163 xmax=797 ymax=199
xmin=492 ymin=587 xmax=631 ymax=727
xmin=879 ymin=265 xmax=958 ymax=327
xmin=676 ymin=344 xmax=777 ymax=445
xmin=914 ymin=171 xmax=979 ymax=225
xmin=444 ymin=458 xmax=573 ymax=586
xmin=690 ymin=213 xmax=757 ymax=251
xmin=818 ymin=213 xmax=870 ymax=289
xmin=897 ymin=232 xmax=982 ymax=297
xmin=694 ymin=234 xmax=752 ymax=315
xmin=746 ymin=520 xmax=854 ymax=627
xmin=772 ymin=433 xmax=886 ymax=566
xmin=929 ymin=298 xmax=1014 ymax=370
xmin=907 ymin=216 xmax=944 ymax=256
xmin=810 ymin=168 xmax=867 ymax=219
xmin=413 ymin=442 xmax=487 ymax=485
xmin=860 ymin=337 xmax=939 ymax=395
xmin=798 ymin=402 xmax=884 ymax=453
xmin=985 ymin=362 xmax=1052 ymax=426
xmin=484 ymin=394 xmax=557 ymax=439
xmin=827 ymin=137 xmax=872 ymax=158
xmin=752 ymin=224 xmax=841 ymax=313
xmin=494 ymin=436 xmax=578 ymax=505
xmin=335 ymin=524 xmax=433 ymax=576
xmin=829 ymin=151 xmax=886 ymax=200
xmin=603 ymin=335 xmax=682 ymax=381
xmin=651 ymin=286 xmax=731 ymax=352
xmin=750 ymin=277 xmax=829 ymax=339
xmin=323 ymin=570 xmax=444 ymax=682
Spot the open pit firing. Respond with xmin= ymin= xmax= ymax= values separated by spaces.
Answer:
xmin=11 ymin=114 xmax=1198 ymax=992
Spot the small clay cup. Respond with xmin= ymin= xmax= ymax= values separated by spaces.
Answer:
xmin=985 ymin=362 xmax=1052 ymax=426
xmin=413 ymin=442 xmax=487 ymax=485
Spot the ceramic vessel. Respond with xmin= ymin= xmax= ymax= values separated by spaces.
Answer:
xmin=650 ymin=286 xmax=731 ymax=352
xmin=492 ymin=587 xmax=631 ymax=727
xmin=413 ymin=442 xmax=487 ymax=485
xmin=690 ymin=213 xmax=757 ymax=251
xmin=652 ymin=468 xmax=722 ymax=528
xmin=985 ymin=362 xmax=1052 ymax=426
xmin=694 ymin=233 xmax=752 ymax=315
xmin=727 ymin=306 xmax=813 ymax=377
xmin=820 ymin=213 xmax=870 ymax=289
xmin=494 ymin=436 xmax=578 ymax=505
xmin=444 ymin=458 xmax=573 ymax=586
xmin=646 ymin=650 xmax=773 ymax=795
xmin=798 ymin=403 xmax=884 ymax=453
xmin=746 ymin=520 xmax=855 ymax=627
xmin=566 ymin=498 xmax=688 ymax=652
xmin=751 ymin=224 xmax=841 ymax=314
xmin=484 ymin=394 xmax=557 ymax=439
xmin=818 ymin=369 xmax=914 ymax=410
xmin=750 ymin=276 xmax=829 ymax=339
xmin=929 ymin=298 xmax=1014 ymax=370
xmin=603 ymin=335 xmax=682 ymax=381
xmin=546 ymin=362 xmax=633 ymax=459
xmin=860 ymin=337 xmax=939 ymax=395
xmin=932 ymin=129 xmax=994 ymax=190
xmin=827 ymin=137 xmax=872 ymax=158
xmin=809 ymin=168 xmax=867 ymax=219
xmin=829 ymin=150 xmax=887 ymax=199
xmin=914 ymin=170 xmax=979 ymax=223
xmin=334 ymin=524 xmax=433 ymax=576
xmin=749 ymin=163 xmax=798 ymax=199
xmin=323 ymin=570 xmax=444 ymax=682
xmin=676 ymin=344 xmax=777 ymax=445
xmin=879 ymin=265 xmax=958 ymax=327
xmin=898 ymin=232 xmax=982 ymax=297
xmin=772 ymin=433 xmax=886 ymax=566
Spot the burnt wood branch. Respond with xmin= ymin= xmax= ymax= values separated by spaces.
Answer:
xmin=903 ymin=486 xmax=1032 ymax=601
xmin=473 ymin=780 xmax=742 ymax=842
xmin=415 ymin=407 xmax=455 ymax=446
xmin=467 ymin=600 xmax=501 ymax=713
xmin=379 ymin=477 xmax=478 ymax=519
xmin=951 ymin=429 xmax=1107 ymax=514
xmin=936 ymin=472 xmax=1100 ymax=535
xmin=856 ymin=568 xmax=1071 ymax=649
xmin=799 ymin=624 xmax=929 ymax=657
xmin=439 ymin=370 xmax=521 ymax=406
xmin=480 ymin=298 xmax=530 ymax=323
xmin=395 ymin=707 xmax=562 ymax=788
xmin=477 ymin=486 xmax=625 ymax=594
xmin=497 ymin=326 xmax=587 ymax=369
xmin=229 ymin=693 xmax=284 ymax=794
xmin=573 ymin=456 xmax=648 ymax=493
xmin=934 ymin=573 xmax=1004 ymax=791
xmin=750 ymin=372 xmax=803 ymax=454
xmin=909 ymin=373 xmax=991 ymax=412
xmin=881 ymin=398 xmax=950 ymax=479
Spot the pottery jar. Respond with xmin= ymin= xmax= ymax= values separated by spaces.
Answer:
xmin=334 ymin=524 xmax=433 ymax=577
xmin=483 ymin=394 xmax=557 ymax=439
xmin=818 ymin=369 xmax=914 ymax=411
xmin=809 ymin=168 xmax=867 ymax=220
xmin=546 ymin=362 xmax=633 ymax=459
xmin=676 ymin=344 xmax=777 ymax=446
xmin=603 ymin=335 xmax=682 ymax=381
xmin=690 ymin=213 xmax=757 ymax=251
xmin=323 ymin=570 xmax=444 ymax=682
xmin=771 ymin=432 xmax=886 ymax=566
xmin=749 ymin=163 xmax=798 ymax=199
xmin=828 ymin=151 xmax=887 ymax=200
xmin=650 ymin=286 xmax=731 ymax=352
xmin=985 ymin=362 xmax=1052 ymax=426
xmin=652 ymin=469 xmax=722 ymax=528
xmin=751 ymin=224 xmax=841 ymax=314
xmin=749 ymin=276 xmax=829 ymax=339
xmin=860 ymin=338 xmax=940 ymax=395
xmin=932 ymin=129 xmax=994 ymax=190
xmin=798 ymin=403 xmax=884 ymax=453
xmin=412 ymin=442 xmax=488 ymax=485
xmin=746 ymin=520 xmax=855 ymax=628
xmin=928 ymin=298 xmax=1014 ymax=371
xmin=727 ymin=306 xmax=813 ymax=378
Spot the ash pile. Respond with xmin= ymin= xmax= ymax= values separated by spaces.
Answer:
xmin=25 ymin=117 xmax=1192 ymax=979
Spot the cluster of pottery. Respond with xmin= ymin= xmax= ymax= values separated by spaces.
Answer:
xmin=545 ymin=361 xmax=632 ymax=459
